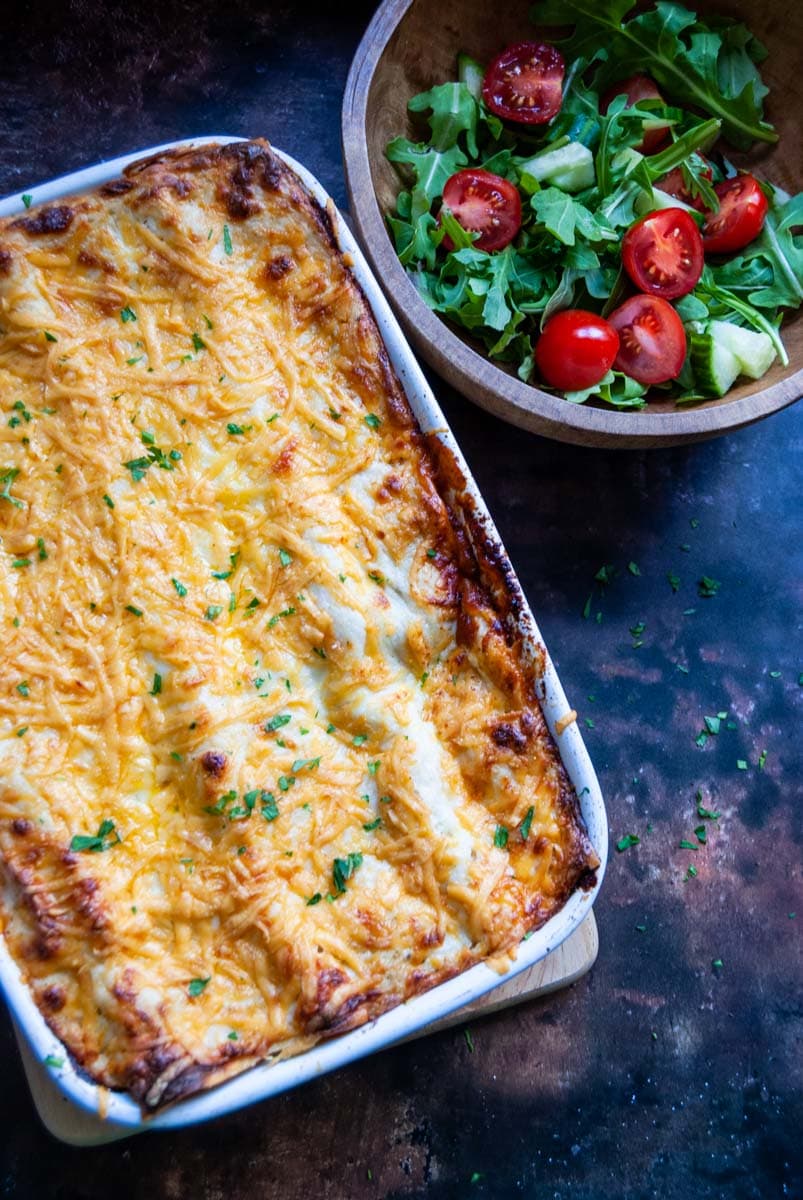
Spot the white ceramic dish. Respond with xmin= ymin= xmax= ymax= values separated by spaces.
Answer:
xmin=0 ymin=138 xmax=608 ymax=1134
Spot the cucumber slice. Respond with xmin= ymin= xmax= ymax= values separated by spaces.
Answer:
xmin=635 ymin=187 xmax=696 ymax=216
xmin=689 ymin=332 xmax=741 ymax=397
xmin=519 ymin=142 xmax=595 ymax=192
xmin=708 ymin=321 xmax=777 ymax=380
xmin=457 ymin=53 xmax=484 ymax=101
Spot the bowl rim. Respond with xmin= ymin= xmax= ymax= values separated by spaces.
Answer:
xmin=341 ymin=0 xmax=803 ymax=447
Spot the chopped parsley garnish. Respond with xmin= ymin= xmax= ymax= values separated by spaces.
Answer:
xmin=126 ymin=355 xmax=143 ymax=366
xmin=11 ymin=558 xmax=30 ymax=569
xmin=306 ymin=893 xmax=322 ymax=906
xmin=149 ymin=673 xmax=162 ymax=696
xmin=352 ymin=734 xmax=368 ymax=747
xmin=227 ymin=1030 xmax=239 ymax=1039
xmin=493 ymin=825 xmax=509 ymax=849
xmin=125 ymin=604 xmax=143 ymax=617
xmin=464 ymin=1029 xmax=475 ymax=1053
xmin=667 ymin=571 xmax=681 ymax=593
xmin=363 ymin=818 xmax=382 ymax=832
xmin=188 ymin=977 xmax=210 ymax=997
xmin=363 ymin=413 xmax=381 ymax=430
xmin=426 ymin=548 xmax=437 ymax=559
xmin=103 ymin=493 xmax=115 ymax=509
xmin=679 ymin=839 xmax=698 ymax=851
xmin=685 ymin=865 xmax=698 ymax=880
xmin=202 ymin=314 xmax=213 ymax=330
xmin=291 ymin=757 xmax=320 ymax=773
xmin=21 ymin=194 xmax=32 ymax=209
xmin=227 ymin=422 xmax=246 ymax=436
xmin=0 ymin=467 xmax=24 ymax=509
xmin=246 ymin=597 xmax=261 ymax=611
xmin=16 ymin=726 xmax=28 ymax=736
xmin=222 ymin=225 xmax=233 ymax=256
xmin=627 ymin=561 xmax=640 ymax=576
xmin=43 ymin=1054 xmax=64 ymax=1069
xmin=367 ymin=760 xmax=380 ymax=776
xmin=279 ymin=548 xmax=293 ymax=567
xmin=704 ymin=715 xmax=721 ymax=735
xmin=757 ymin=749 xmax=768 ymax=769
xmin=332 ymin=851 xmax=363 ymax=895
xmin=205 ymin=605 xmax=223 ymax=621
xmin=616 ymin=834 xmax=640 ymax=852
xmin=70 ymin=818 xmax=120 ymax=853
xmin=698 ymin=575 xmax=721 ymax=598
xmin=696 ymin=791 xmax=720 ymax=820
xmin=120 ymin=306 xmax=137 ymax=323
xmin=191 ymin=332 xmax=206 ymax=352
xmin=267 ymin=607 xmax=295 ymax=628
xmin=313 ymin=646 xmax=327 ymax=659
xmin=736 ymin=759 xmax=748 ymax=771
xmin=278 ymin=775 xmax=295 ymax=792
xmin=16 ymin=681 xmax=29 ymax=696
xmin=172 ymin=577 xmax=188 ymax=597
xmin=519 ymin=806 xmax=534 ymax=841
xmin=261 ymin=794 xmax=279 ymax=821
xmin=694 ymin=825 xmax=707 ymax=844
xmin=44 ymin=331 xmax=58 ymax=343
xmin=712 ymin=958 xmax=723 ymax=970
xmin=265 ymin=713 xmax=292 ymax=733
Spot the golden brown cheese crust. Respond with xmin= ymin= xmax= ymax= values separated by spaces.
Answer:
xmin=0 ymin=140 xmax=597 ymax=1111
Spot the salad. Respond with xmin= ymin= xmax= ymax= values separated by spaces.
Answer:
xmin=384 ymin=0 xmax=803 ymax=409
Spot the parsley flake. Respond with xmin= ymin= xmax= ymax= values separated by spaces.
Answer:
xmin=698 ymin=575 xmax=721 ymax=598
xmin=188 ymin=977 xmax=210 ymax=997
xmin=227 ymin=422 xmax=245 ymax=436
xmin=332 ymin=851 xmax=363 ymax=895
xmin=363 ymin=818 xmax=381 ymax=832
xmin=125 ymin=604 xmax=143 ymax=617
xmin=21 ymin=194 xmax=33 ymax=209
xmin=627 ymin=561 xmax=641 ymax=576
xmin=120 ymin=306 xmax=137 ymax=323
xmin=205 ymin=605 xmax=223 ymax=621
xmin=149 ymin=673 xmax=162 ymax=696
xmin=171 ymin=577 xmax=187 ymax=597
xmin=70 ymin=818 xmax=120 ymax=853
xmin=265 ymin=713 xmax=292 ymax=733
xmin=616 ymin=834 xmax=640 ymax=852
xmin=222 ymin=225 xmax=233 ymax=255
xmin=306 ymin=893 xmax=322 ymax=906
xmin=519 ymin=806 xmax=534 ymax=840
xmin=191 ymin=332 xmax=206 ymax=352
xmin=279 ymin=548 xmax=293 ymax=567
xmin=493 ymin=825 xmax=509 ymax=849
xmin=363 ymin=413 xmax=381 ymax=430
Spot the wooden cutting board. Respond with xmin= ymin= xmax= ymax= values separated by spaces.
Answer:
xmin=12 ymin=911 xmax=597 ymax=1146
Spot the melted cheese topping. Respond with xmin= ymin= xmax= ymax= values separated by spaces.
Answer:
xmin=0 ymin=143 xmax=594 ymax=1109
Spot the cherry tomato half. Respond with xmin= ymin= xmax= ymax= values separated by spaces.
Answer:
xmin=609 ymin=295 xmax=686 ymax=386
xmin=535 ymin=310 xmax=620 ymax=392
xmin=622 ymin=207 xmax=704 ymax=300
xmin=601 ymin=74 xmax=670 ymax=155
xmin=702 ymin=174 xmax=768 ymax=255
xmin=441 ymin=169 xmax=522 ymax=252
xmin=659 ymin=160 xmax=714 ymax=212
xmin=482 ymin=41 xmax=565 ymax=125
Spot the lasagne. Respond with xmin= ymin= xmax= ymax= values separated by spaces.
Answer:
xmin=0 ymin=141 xmax=597 ymax=1110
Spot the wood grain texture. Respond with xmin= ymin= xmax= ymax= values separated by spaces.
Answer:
xmin=342 ymin=0 xmax=803 ymax=447
xmin=13 ymin=915 xmax=598 ymax=1146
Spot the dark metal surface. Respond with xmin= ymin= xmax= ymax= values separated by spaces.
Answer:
xmin=1 ymin=3 xmax=801 ymax=1196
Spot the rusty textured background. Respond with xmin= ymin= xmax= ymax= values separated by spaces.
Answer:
xmin=1 ymin=2 xmax=801 ymax=1196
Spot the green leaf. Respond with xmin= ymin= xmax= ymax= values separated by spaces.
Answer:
xmin=724 ymin=190 xmax=803 ymax=311
xmin=386 ymin=137 xmax=467 ymax=218
xmin=407 ymin=82 xmax=480 ymax=156
xmin=531 ymin=187 xmax=617 ymax=247
xmin=563 ymin=370 xmax=647 ymax=408
xmin=530 ymin=0 xmax=776 ymax=148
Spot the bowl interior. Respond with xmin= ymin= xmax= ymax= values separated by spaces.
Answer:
xmin=354 ymin=0 xmax=802 ymax=435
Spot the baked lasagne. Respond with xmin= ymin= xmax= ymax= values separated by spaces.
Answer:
xmin=0 ymin=141 xmax=597 ymax=1110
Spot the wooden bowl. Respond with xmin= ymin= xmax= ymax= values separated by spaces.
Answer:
xmin=342 ymin=0 xmax=803 ymax=447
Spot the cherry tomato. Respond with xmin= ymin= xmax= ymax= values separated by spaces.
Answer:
xmin=601 ymin=74 xmax=670 ymax=155
xmin=609 ymin=295 xmax=686 ymax=385
xmin=702 ymin=174 xmax=768 ymax=255
xmin=535 ymin=310 xmax=620 ymax=391
xmin=622 ymin=207 xmax=704 ymax=300
xmin=441 ymin=169 xmax=522 ymax=252
xmin=659 ymin=160 xmax=713 ymax=211
xmin=482 ymin=41 xmax=565 ymax=126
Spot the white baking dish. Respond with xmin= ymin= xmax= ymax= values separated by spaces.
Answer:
xmin=0 ymin=138 xmax=608 ymax=1134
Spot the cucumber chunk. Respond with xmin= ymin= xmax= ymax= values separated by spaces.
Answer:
xmin=688 ymin=332 xmax=741 ymax=397
xmin=707 ymin=321 xmax=777 ymax=380
xmin=457 ymin=53 xmax=484 ymax=101
xmin=519 ymin=142 xmax=595 ymax=192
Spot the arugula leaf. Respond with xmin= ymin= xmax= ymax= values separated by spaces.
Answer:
xmin=530 ymin=0 xmax=776 ymax=148
xmin=531 ymin=188 xmax=616 ymax=246
xmin=563 ymin=370 xmax=647 ymax=408
xmin=713 ymin=190 xmax=803 ymax=311
xmin=386 ymin=139 xmax=467 ymax=219
xmin=408 ymin=82 xmax=480 ymax=157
